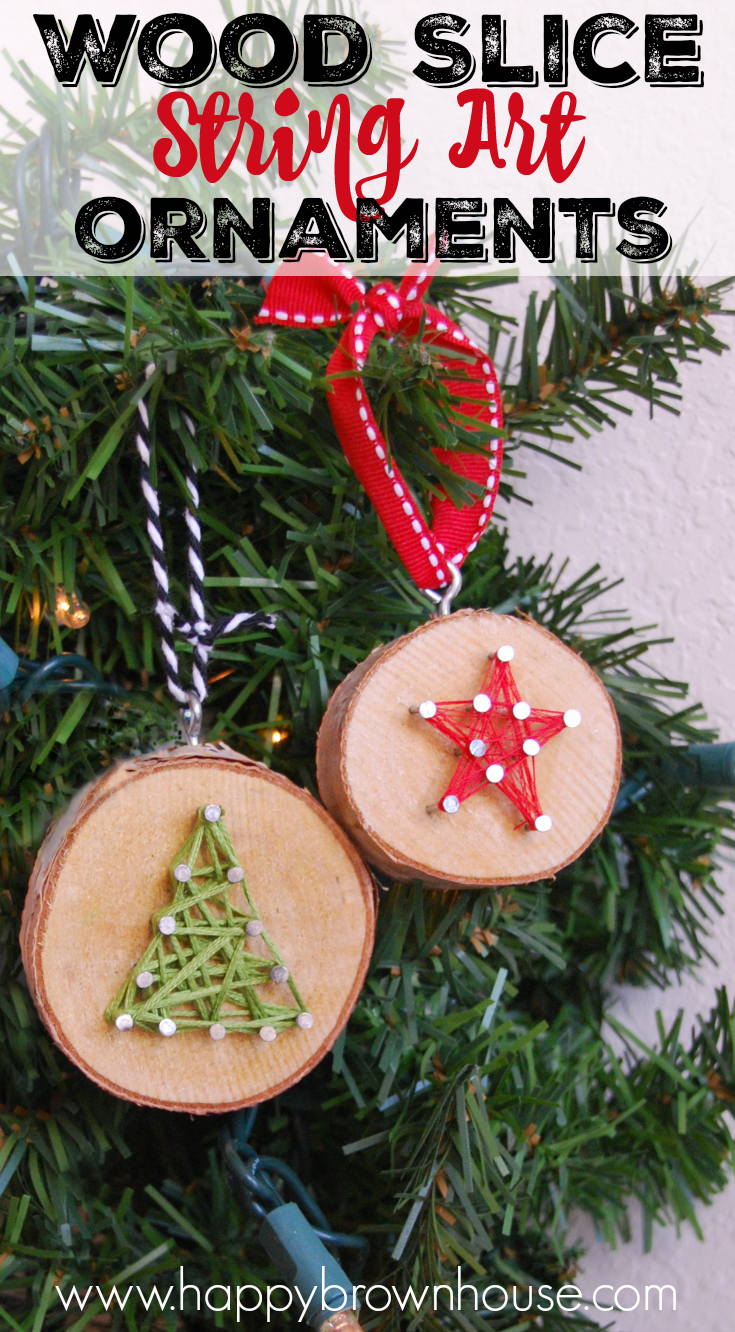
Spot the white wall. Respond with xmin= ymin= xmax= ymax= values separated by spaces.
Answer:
xmin=502 ymin=281 xmax=735 ymax=1329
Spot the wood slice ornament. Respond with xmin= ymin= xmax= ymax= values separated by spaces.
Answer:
xmin=21 ymin=744 xmax=375 ymax=1114
xmin=317 ymin=610 xmax=621 ymax=888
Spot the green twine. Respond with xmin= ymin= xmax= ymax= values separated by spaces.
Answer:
xmin=105 ymin=805 xmax=307 ymax=1036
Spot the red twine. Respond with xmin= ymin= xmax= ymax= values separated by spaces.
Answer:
xmin=419 ymin=648 xmax=575 ymax=829
xmin=255 ymin=266 xmax=503 ymax=591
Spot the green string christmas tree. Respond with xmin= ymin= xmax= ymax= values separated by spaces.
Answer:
xmin=105 ymin=803 xmax=310 ymax=1041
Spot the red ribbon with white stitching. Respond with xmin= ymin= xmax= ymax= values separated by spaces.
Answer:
xmin=255 ymin=266 xmax=503 ymax=591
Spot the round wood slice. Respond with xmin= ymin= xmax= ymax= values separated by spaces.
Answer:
xmin=317 ymin=610 xmax=621 ymax=888
xmin=21 ymin=744 xmax=375 ymax=1114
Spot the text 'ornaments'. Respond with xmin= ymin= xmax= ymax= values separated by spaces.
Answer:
xmin=317 ymin=610 xmax=621 ymax=889
xmin=21 ymin=745 xmax=375 ymax=1113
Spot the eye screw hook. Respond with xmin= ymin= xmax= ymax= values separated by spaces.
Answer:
xmin=181 ymin=693 xmax=203 ymax=746
xmin=423 ymin=560 xmax=462 ymax=617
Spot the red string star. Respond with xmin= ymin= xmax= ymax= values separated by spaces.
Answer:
xmin=414 ymin=644 xmax=581 ymax=832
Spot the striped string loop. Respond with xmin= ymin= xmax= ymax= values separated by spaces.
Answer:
xmin=135 ymin=391 xmax=275 ymax=718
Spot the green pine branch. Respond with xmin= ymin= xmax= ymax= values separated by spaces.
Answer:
xmin=0 ymin=272 xmax=732 ymax=1327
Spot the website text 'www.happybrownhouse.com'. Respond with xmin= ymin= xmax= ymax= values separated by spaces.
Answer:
xmin=54 ymin=1266 xmax=677 ymax=1320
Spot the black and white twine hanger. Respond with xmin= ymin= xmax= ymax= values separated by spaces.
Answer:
xmin=135 ymin=384 xmax=275 ymax=739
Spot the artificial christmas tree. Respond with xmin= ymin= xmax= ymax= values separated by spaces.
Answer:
xmin=0 ymin=269 xmax=733 ymax=1330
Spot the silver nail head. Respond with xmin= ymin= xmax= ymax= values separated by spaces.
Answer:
xmin=442 ymin=794 xmax=461 ymax=814
xmin=227 ymin=866 xmax=245 ymax=883
xmin=497 ymin=645 xmax=515 ymax=662
xmin=115 ymin=1014 xmax=134 ymax=1032
xmin=159 ymin=916 xmax=176 ymax=935
xmin=271 ymin=965 xmax=289 ymax=984
xmin=246 ymin=919 xmax=264 ymax=937
xmin=473 ymin=693 xmax=492 ymax=713
xmin=158 ymin=1018 xmax=177 ymax=1036
xmin=535 ymin=814 xmax=553 ymax=833
xmin=513 ymin=701 xmax=531 ymax=720
xmin=174 ymin=863 xmax=191 ymax=882
xmin=523 ymin=739 xmax=541 ymax=757
xmin=259 ymin=1025 xmax=277 ymax=1043
xmin=564 ymin=709 xmax=582 ymax=728
xmin=204 ymin=804 xmax=222 ymax=823
xmin=209 ymin=1023 xmax=227 ymax=1041
xmin=486 ymin=764 xmax=504 ymax=784
xmin=469 ymin=738 xmax=487 ymax=758
xmin=418 ymin=700 xmax=437 ymax=719
xmin=296 ymin=1013 xmax=314 ymax=1030
xmin=136 ymin=971 xmax=154 ymax=989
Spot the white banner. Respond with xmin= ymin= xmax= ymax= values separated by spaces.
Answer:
xmin=0 ymin=1 xmax=730 ymax=275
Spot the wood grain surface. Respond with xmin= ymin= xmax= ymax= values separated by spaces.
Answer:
xmin=317 ymin=610 xmax=621 ymax=887
xmin=21 ymin=745 xmax=376 ymax=1113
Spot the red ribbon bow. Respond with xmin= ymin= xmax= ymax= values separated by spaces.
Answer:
xmin=256 ymin=267 xmax=503 ymax=591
